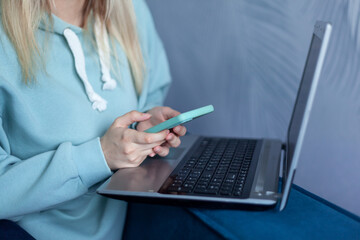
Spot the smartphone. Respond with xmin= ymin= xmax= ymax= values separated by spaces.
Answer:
xmin=144 ymin=105 xmax=214 ymax=133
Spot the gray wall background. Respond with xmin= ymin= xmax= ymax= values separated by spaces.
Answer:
xmin=146 ymin=0 xmax=360 ymax=216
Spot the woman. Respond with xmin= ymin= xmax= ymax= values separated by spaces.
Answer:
xmin=0 ymin=0 xmax=186 ymax=239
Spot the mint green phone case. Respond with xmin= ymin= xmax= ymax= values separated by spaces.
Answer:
xmin=144 ymin=105 xmax=214 ymax=133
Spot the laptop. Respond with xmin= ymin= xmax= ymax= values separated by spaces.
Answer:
xmin=97 ymin=21 xmax=332 ymax=211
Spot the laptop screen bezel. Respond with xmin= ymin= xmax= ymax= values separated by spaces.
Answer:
xmin=279 ymin=21 xmax=332 ymax=211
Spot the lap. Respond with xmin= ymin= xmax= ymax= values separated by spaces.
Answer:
xmin=123 ymin=203 xmax=223 ymax=240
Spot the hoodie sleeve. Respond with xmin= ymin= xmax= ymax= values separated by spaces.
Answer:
xmin=134 ymin=0 xmax=172 ymax=113
xmin=0 ymin=117 xmax=112 ymax=220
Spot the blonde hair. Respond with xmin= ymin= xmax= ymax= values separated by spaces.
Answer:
xmin=0 ymin=0 xmax=145 ymax=94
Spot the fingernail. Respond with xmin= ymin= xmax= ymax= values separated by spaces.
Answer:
xmin=143 ymin=113 xmax=151 ymax=118
xmin=154 ymin=146 xmax=160 ymax=152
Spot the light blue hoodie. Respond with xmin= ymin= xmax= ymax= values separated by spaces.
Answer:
xmin=0 ymin=0 xmax=170 ymax=239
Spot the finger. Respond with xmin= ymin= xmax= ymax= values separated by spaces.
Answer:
xmin=173 ymin=126 xmax=187 ymax=137
xmin=133 ymin=130 xmax=169 ymax=144
xmin=165 ymin=133 xmax=181 ymax=148
xmin=126 ymin=155 xmax=146 ymax=167
xmin=113 ymin=111 xmax=151 ymax=128
xmin=137 ymin=140 xmax=166 ymax=151
xmin=162 ymin=107 xmax=181 ymax=120
xmin=161 ymin=142 xmax=171 ymax=148
xmin=142 ymin=148 xmax=156 ymax=158
xmin=133 ymin=149 xmax=158 ymax=165
xmin=153 ymin=145 xmax=170 ymax=157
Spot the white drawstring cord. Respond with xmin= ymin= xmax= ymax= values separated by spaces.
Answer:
xmin=63 ymin=28 xmax=108 ymax=112
xmin=94 ymin=18 xmax=117 ymax=90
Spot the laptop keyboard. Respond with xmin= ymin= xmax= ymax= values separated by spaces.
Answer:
xmin=165 ymin=138 xmax=257 ymax=198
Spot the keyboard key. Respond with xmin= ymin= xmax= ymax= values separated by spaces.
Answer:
xmin=220 ymin=190 xmax=231 ymax=196
xmin=233 ymin=191 xmax=242 ymax=196
xmin=226 ymin=173 xmax=237 ymax=179
xmin=225 ymin=179 xmax=235 ymax=184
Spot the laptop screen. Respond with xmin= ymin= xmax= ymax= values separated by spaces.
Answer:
xmin=285 ymin=34 xmax=322 ymax=178
xmin=279 ymin=22 xmax=332 ymax=211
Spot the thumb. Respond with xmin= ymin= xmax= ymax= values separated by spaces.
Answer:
xmin=113 ymin=111 xmax=151 ymax=128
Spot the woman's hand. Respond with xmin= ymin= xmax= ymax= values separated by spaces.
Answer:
xmin=136 ymin=107 xmax=187 ymax=157
xmin=100 ymin=111 xmax=169 ymax=170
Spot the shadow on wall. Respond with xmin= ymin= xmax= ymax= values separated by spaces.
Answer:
xmin=146 ymin=0 xmax=360 ymax=217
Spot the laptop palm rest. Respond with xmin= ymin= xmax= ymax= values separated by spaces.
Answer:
xmin=250 ymin=140 xmax=282 ymax=200
xmin=104 ymin=135 xmax=199 ymax=193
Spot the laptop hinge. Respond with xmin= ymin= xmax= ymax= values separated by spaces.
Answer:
xmin=277 ymin=145 xmax=287 ymax=199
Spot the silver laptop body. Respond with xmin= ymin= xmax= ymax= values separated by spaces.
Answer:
xmin=97 ymin=21 xmax=332 ymax=211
